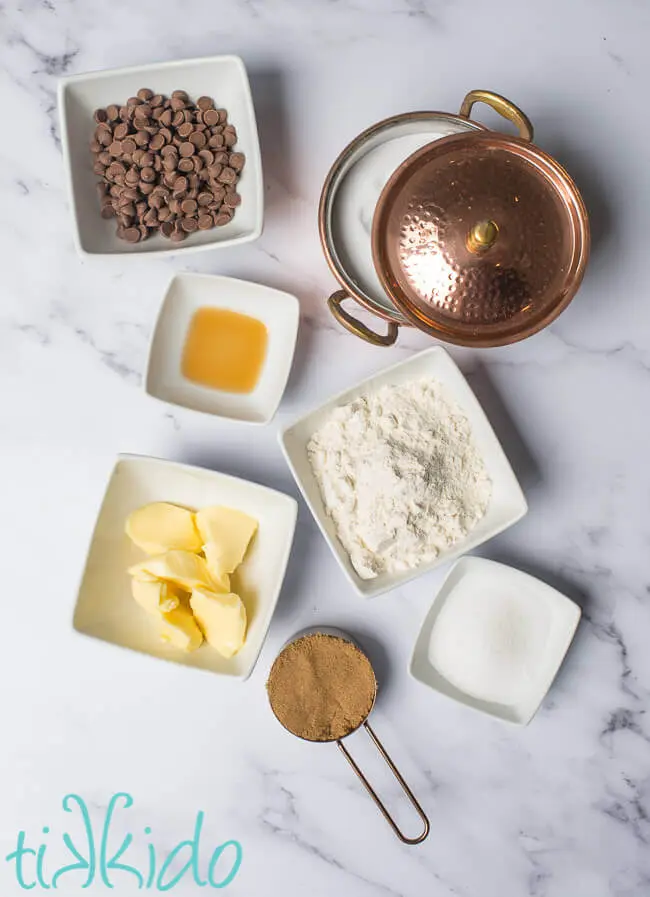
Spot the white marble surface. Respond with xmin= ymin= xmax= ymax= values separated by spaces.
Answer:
xmin=1 ymin=0 xmax=650 ymax=894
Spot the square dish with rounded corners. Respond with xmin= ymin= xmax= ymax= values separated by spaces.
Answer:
xmin=73 ymin=454 xmax=298 ymax=679
xmin=58 ymin=55 xmax=263 ymax=256
xmin=409 ymin=557 xmax=581 ymax=724
xmin=279 ymin=346 xmax=527 ymax=598
xmin=145 ymin=273 xmax=299 ymax=424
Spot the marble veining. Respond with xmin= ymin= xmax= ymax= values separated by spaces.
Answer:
xmin=1 ymin=0 xmax=650 ymax=895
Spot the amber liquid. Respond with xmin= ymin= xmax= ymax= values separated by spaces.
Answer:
xmin=181 ymin=307 xmax=268 ymax=394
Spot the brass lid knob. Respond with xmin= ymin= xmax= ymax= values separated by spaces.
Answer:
xmin=467 ymin=219 xmax=499 ymax=253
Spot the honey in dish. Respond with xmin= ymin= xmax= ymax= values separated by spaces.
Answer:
xmin=181 ymin=307 xmax=268 ymax=394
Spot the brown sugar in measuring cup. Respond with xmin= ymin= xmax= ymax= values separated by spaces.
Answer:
xmin=267 ymin=629 xmax=430 ymax=844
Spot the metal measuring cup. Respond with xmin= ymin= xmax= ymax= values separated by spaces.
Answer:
xmin=267 ymin=627 xmax=430 ymax=845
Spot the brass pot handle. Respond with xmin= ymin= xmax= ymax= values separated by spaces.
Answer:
xmin=459 ymin=89 xmax=534 ymax=143
xmin=328 ymin=290 xmax=399 ymax=347
xmin=337 ymin=722 xmax=430 ymax=845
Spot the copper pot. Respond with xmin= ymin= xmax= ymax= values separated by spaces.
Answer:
xmin=319 ymin=90 xmax=590 ymax=348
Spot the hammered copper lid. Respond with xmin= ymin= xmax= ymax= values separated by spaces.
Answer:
xmin=372 ymin=130 xmax=590 ymax=347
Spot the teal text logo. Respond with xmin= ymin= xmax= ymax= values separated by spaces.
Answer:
xmin=6 ymin=793 xmax=242 ymax=890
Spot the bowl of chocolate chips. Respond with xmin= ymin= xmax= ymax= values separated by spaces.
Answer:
xmin=58 ymin=55 xmax=264 ymax=256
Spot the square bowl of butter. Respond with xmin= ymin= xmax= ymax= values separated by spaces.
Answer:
xmin=73 ymin=454 xmax=298 ymax=679
xmin=145 ymin=273 xmax=300 ymax=424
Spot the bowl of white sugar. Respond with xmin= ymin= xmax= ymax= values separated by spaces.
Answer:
xmin=279 ymin=346 xmax=528 ymax=598
xmin=409 ymin=556 xmax=581 ymax=724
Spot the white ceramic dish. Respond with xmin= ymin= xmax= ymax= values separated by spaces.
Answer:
xmin=409 ymin=557 xmax=581 ymax=724
xmin=58 ymin=55 xmax=263 ymax=256
xmin=279 ymin=346 xmax=527 ymax=598
xmin=73 ymin=454 xmax=298 ymax=679
xmin=145 ymin=273 xmax=299 ymax=424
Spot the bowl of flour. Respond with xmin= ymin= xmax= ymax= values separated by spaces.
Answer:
xmin=279 ymin=347 xmax=527 ymax=598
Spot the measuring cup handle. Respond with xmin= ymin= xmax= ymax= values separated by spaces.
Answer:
xmin=337 ymin=721 xmax=430 ymax=845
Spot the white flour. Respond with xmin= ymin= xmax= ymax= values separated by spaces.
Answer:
xmin=307 ymin=378 xmax=492 ymax=579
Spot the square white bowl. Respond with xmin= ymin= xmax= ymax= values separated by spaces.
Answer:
xmin=409 ymin=557 xmax=581 ymax=724
xmin=73 ymin=454 xmax=298 ymax=680
xmin=145 ymin=273 xmax=300 ymax=424
xmin=58 ymin=55 xmax=263 ymax=256
xmin=279 ymin=346 xmax=527 ymax=598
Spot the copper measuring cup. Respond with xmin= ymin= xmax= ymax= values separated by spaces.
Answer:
xmin=267 ymin=627 xmax=430 ymax=845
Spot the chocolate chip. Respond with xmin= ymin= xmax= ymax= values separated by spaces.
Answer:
xmin=170 ymin=229 xmax=187 ymax=242
xmin=149 ymin=133 xmax=165 ymax=151
xmin=223 ymin=191 xmax=241 ymax=208
xmin=181 ymin=198 xmax=197 ymax=214
xmin=108 ymin=140 xmax=123 ymax=156
xmin=94 ymin=108 xmax=108 ymax=124
xmin=198 ymin=213 xmax=213 ymax=230
xmin=138 ymin=88 xmax=153 ymax=101
xmin=214 ymin=211 xmax=232 ymax=226
xmin=189 ymin=130 xmax=207 ymax=149
xmin=181 ymin=217 xmax=198 ymax=233
xmin=121 ymin=138 xmax=137 ymax=155
xmin=217 ymin=166 xmax=236 ymax=184
xmin=195 ymin=147 xmax=212 ymax=164
xmin=179 ymin=142 xmax=195 ymax=157
xmin=106 ymin=105 xmax=120 ymax=122
xmin=123 ymin=227 xmax=141 ymax=243
xmin=229 ymin=152 xmax=245 ymax=171
xmin=203 ymin=109 xmax=219 ymax=127
xmin=177 ymin=122 xmax=193 ymax=138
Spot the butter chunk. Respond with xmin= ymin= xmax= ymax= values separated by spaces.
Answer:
xmin=190 ymin=587 xmax=247 ymax=659
xmin=159 ymin=605 xmax=203 ymax=652
xmin=128 ymin=550 xmax=214 ymax=592
xmin=125 ymin=503 xmax=202 ymax=555
xmin=196 ymin=506 xmax=258 ymax=576
xmin=131 ymin=578 xmax=180 ymax=615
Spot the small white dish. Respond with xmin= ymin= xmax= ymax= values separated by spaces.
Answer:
xmin=145 ymin=273 xmax=299 ymax=424
xmin=279 ymin=346 xmax=527 ymax=598
xmin=73 ymin=454 xmax=298 ymax=680
xmin=58 ymin=55 xmax=263 ymax=256
xmin=409 ymin=557 xmax=581 ymax=724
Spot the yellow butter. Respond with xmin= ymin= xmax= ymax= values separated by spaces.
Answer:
xmin=159 ymin=604 xmax=203 ymax=652
xmin=196 ymin=506 xmax=258 ymax=576
xmin=128 ymin=550 xmax=214 ymax=592
xmin=190 ymin=587 xmax=247 ymax=659
xmin=125 ymin=503 xmax=202 ymax=555
xmin=131 ymin=578 xmax=180 ymax=614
